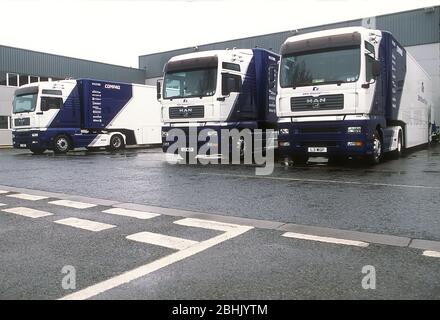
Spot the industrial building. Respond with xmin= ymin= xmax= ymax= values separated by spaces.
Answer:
xmin=1 ymin=5 xmax=439 ymax=147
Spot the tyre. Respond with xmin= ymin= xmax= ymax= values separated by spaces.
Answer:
xmin=30 ymin=147 xmax=46 ymax=155
xmin=365 ymin=130 xmax=382 ymax=165
xmin=293 ymin=155 xmax=308 ymax=165
xmin=390 ymin=131 xmax=403 ymax=160
xmin=107 ymin=134 xmax=125 ymax=151
xmin=53 ymin=135 xmax=71 ymax=154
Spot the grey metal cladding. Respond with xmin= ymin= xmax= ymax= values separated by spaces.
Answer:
xmin=140 ymin=6 xmax=439 ymax=79
xmin=376 ymin=6 xmax=440 ymax=46
xmin=0 ymin=45 xmax=146 ymax=84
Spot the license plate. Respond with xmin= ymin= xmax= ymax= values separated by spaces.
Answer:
xmin=20 ymin=144 xmax=27 ymax=148
xmin=180 ymin=147 xmax=194 ymax=152
xmin=308 ymin=147 xmax=327 ymax=153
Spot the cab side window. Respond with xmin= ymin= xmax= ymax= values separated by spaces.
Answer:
xmin=41 ymin=97 xmax=63 ymax=111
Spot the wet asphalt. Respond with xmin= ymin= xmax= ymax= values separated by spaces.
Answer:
xmin=0 ymin=145 xmax=439 ymax=299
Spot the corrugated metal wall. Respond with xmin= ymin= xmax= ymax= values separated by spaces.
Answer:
xmin=139 ymin=6 xmax=440 ymax=79
xmin=0 ymin=45 xmax=146 ymax=84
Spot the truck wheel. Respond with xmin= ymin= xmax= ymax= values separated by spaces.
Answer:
xmin=108 ymin=134 xmax=125 ymax=151
xmin=54 ymin=135 xmax=71 ymax=154
xmin=30 ymin=147 xmax=46 ymax=155
xmin=293 ymin=155 xmax=308 ymax=165
xmin=391 ymin=131 xmax=403 ymax=159
xmin=366 ymin=130 xmax=382 ymax=165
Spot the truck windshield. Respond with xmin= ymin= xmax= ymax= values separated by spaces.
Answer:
xmin=13 ymin=94 xmax=37 ymax=113
xmin=280 ymin=46 xmax=360 ymax=88
xmin=163 ymin=68 xmax=217 ymax=99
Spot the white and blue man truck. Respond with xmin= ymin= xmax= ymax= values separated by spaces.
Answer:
xmin=277 ymin=27 xmax=434 ymax=165
xmin=11 ymin=79 xmax=162 ymax=154
xmin=158 ymin=48 xmax=280 ymax=163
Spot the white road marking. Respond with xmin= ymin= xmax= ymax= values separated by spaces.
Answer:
xmin=0 ymin=190 xmax=9 ymax=194
xmin=423 ymin=250 xmax=440 ymax=258
xmin=6 ymin=193 xmax=48 ymax=201
xmin=49 ymin=200 xmax=97 ymax=209
xmin=0 ymin=203 xmax=6 ymax=206
xmin=2 ymin=207 xmax=53 ymax=218
xmin=103 ymin=208 xmax=160 ymax=220
xmin=60 ymin=223 xmax=253 ymax=300
xmin=127 ymin=232 xmax=198 ymax=250
xmin=54 ymin=218 xmax=115 ymax=232
xmin=200 ymin=173 xmax=440 ymax=190
xmin=282 ymin=232 xmax=369 ymax=247
xmin=173 ymin=218 xmax=241 ymax=232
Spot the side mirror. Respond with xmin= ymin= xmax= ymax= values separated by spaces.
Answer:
xmin=372 ymin=60 xmax=381 ymax=77
xmin=156 ymin=79 xmax=163 ymax=100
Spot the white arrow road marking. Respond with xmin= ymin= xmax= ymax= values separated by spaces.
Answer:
xmin=282 ymin=232 xmax=369 ymax=247
xmin=127 ymin=232 xmax=198 ymax=250
xmin=0 ymin=190 xmax=9 ymax=194
xmin=2 ymin=207 xmax=53 ymax=218
xmin=49 ymin=200 xmax=97 ymax=209
xmin=60 ymin=220 xmax=253 ymax=300
xmin=6 ymin=193 xmax=48 ymax=201
xmin=103 ymin=208 xmax=160 ymax=220
xmin=54 ymin=217 xmax=115 ymax=232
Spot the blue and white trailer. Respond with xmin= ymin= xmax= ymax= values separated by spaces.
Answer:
xmin=277 ymin=27 xmax=434 ymax=164
xmin=158 ymin=48 xmax=280 ymax=161
xmin=11 ymin=79 xmax=162 ymax=154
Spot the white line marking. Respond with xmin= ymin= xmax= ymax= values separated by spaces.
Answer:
xmin=282 ymin=232 xmax=369 ymax=247
xmin=0 ymin=190 xmax=9 ymax=194
xmin=49 ymin=200 xmax=97 ymax=209
xmin=2 ymin=207 xmax=53 ymax=218
xmin=423 ymin=250 xmax=440 ymax=258
xmin=173 ymin=218 xmax=242 ymax=232
xmin=0 ymin=203 xmax=6 ymax=207
xmin=127 ymin=232 xmax=198 ymax=250
xmin=200 ymin=173 xmax=440 ymax=190
xmin=6 ymin=193 xmax=48 ymax=201
xmin=60 ymin=224 xmax=253 ymax=300
xmin=103 ymin=208 xmax=160 ymax=220
xmin=54 ymin=218 xmax=115 ymax=232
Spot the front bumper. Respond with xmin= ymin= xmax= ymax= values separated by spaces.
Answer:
xmin=277 ymin=120 xmax=376 ymax=158
xmin=12 ymin=130 xmax=50 ymax=150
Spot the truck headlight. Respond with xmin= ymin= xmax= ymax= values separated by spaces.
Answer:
xmin=32 ymin=133 xmax=39 ymax=137
xmin=279 ymin=141 xmax=290 ymax=147
xmin=347 ymin=126 xmax=362 ymax=134
xmin=162 ymin=131 xmax=168 ymax=138
xmin=279 ymin=129 xmax=289 ymax=135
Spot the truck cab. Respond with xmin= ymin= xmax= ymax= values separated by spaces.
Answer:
xmin=12 ymin=80 xmax=78 ymax=154
xmin=159 ymin=48 xmax=279 ymax=162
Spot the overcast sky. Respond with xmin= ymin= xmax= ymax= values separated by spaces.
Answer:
xmin=0 ymin=0 xmax=439 ymax=68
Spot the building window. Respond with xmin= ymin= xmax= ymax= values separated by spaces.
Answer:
xmin=7 ymin=73 xmax=18 ymax=87
xmin=0 ymin=116 xmax=9 ymax=129
xmin=0 ymin=72 xmax=7 ymax=86
xmin=19 ymin=75 xmax=29 ymax=87
xmin=29 ymin=76 xmax=40 ymax=83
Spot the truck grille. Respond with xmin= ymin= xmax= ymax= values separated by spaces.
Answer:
xmin=169 ymin=106 xmax=204 ymax=119
xmin=14 ymin=118 xmax=30 ymax=126
xmin=291 ymin=94 xmax=344 ymax=111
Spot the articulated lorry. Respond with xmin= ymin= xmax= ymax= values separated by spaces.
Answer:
xmin=277 ymin=27 xmax=434 ymax=164
xmin=158 ymin=48 xmax=280 ymax=161
xmin=11 ymin=79 xmax=162 ymax=154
